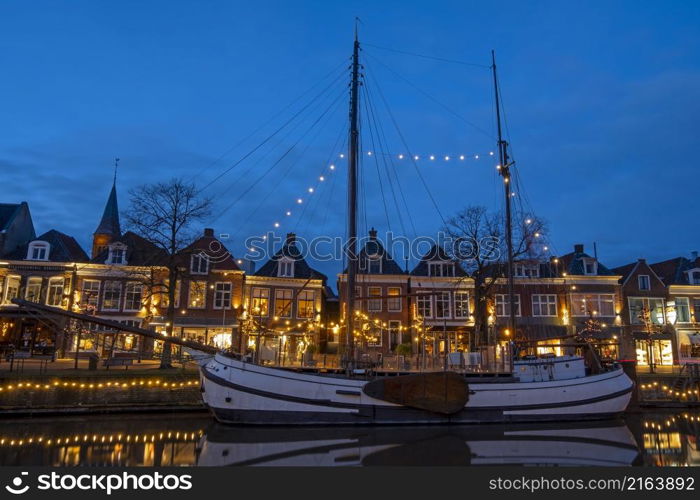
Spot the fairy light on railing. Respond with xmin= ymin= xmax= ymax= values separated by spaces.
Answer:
xmin=0 ymin=379 xmax=200 ymax=393
xmin=350 ymin=150 xmax=496 ymax=161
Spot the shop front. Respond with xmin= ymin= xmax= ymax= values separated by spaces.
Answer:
xmin=677 ymin=330 xmax=700 ymax=363
xmin=634 ymin=331 xmax=675 ymax=368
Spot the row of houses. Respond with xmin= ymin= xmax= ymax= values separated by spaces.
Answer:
xmin=1 ymin=179 xmax=699 ymax=367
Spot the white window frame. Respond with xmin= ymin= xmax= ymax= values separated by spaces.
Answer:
xmin=416 ymin=293 xmax=432 ymax=319
xmin=278 ymin=258 xmax=295 ymax=278
xmin=251 ymin=287 xmax=269 ymax=317
xmin=25 ymin=277 xmax=42 ymax=303
xmin=102 ymin=281 xmax=122 ymax=311
xmin=81 ymin=279 xmax=100 ymax=307
xmin=46 ymin=277 xmax=64 ymax=307
xmin=106 ymin=243 xmax=127 ymax=265
xmin=367 ymin=287 xmax=382 ymax=312
xmin=367 ymin=256 xmax=382 ymax=274
xmin=388 ymin=320 xmax=402 ymax=346
xmin=638 ymin=274 xmax=650 ymax=291
xmin=274 ymin=288 xmax=293 ymax=318
xmin=532 ymin=294 xmax=557 ymax=317
xmin=3 ymin=276 xmax=20 ymax=304
xmin=674 ymin=297 xmax=690 ymax=323
xmin=190 ymin=253 xmax=209 ymax=275
xmin=454 ymin=291 xmax=470 ymax=319
xmin=627 ymin=296 xmax=665 ymax=325
xmin=571 ymin=293 xmax=616 ymax=317
xmin=187 ymin=280 xmax=207 ymax=309
xmin=26 ymin=241 xmax=50 ymax=261
xmin=496 ymin=294 xmax=521 ymax=317
xmin=213 ymin=282 xmax=232 ymax=310
xmin=582 ymin=258 xmax=598 ymax=275
xmin=297 ymin=290 xmax=315 ymax=319
xmin=514 ymin=263 xmax=539 ymax=278
xmin=435 ymin=291 xmax=451 ymax=319
xmin=123 ymin=282 xmax=144 ymax=311
xmin=387 ymin=287 xmax=402 ymax=312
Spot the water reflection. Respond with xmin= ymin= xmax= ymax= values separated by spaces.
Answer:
xmin=0 ymin=411 xmax=697 ymax=466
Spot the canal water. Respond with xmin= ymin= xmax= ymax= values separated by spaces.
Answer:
xmin=0 ymin=410 xmax=697 ymax=466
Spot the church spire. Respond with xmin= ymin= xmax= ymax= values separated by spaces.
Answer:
xmin=91 ymin=161 xmax=122 ymax=259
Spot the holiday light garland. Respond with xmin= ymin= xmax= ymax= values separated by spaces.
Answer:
xmin=0 ymin=379 xmax=199 ymax=392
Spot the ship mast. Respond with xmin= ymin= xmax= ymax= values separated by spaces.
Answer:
xmin=491 ymin=50 xmax=516 ymax=343
xmin=345 ymin=24 xmax=361 ymax=369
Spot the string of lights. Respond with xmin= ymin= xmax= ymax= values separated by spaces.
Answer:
xmin=0 ymin=379 xmax=199 ymax=392
xmin=0 ymin=430 xmax=203 ymax=447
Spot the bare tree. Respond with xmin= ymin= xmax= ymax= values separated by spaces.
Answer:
xmin=444 ymin=206 xmax=546 ymax=346
xmin=125 ymin=178 xmax=212 ymax=368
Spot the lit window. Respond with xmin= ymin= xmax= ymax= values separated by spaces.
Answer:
xmin=628 ymin=297 xmax=665 ymax=325
xmin=25 ymin=277 xmax=42 ymax=303
xmin=102 ymin=281 xmax=122 ymax=311
xmin=46 ymin=277 xmax=64 ymax=307
xmin=638 ymin=275 xmax=650 ymax=291
xmin=81 ymin=280 xmax=100 ymax=308
xmin=368 ymin=287 xmax=382 ymax=312
xmin=387 ymin=287 xmax=401 ymax=312
xmin=571 ymin=294 xmax=615 ymax=317
xmin=3 ymin=276 xmax=20 ymax=304
xmin=188 ymin=281 xmax=207 ymax=309
xmin=274 ymin=289 xmax=293 ymax=317
xmin=251 ymin=287 xmax=269 ymax=316
xmin=675 ymin=297 xmax=690 ymax=323
xmin=297 ymin=290 xmax=315 ymax=318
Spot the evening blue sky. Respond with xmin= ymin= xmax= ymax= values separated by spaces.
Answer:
xmin=1 ymin=1 xmax=699 ymax=279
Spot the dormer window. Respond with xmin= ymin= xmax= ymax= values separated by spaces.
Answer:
xmin=278 ymin=258 xmax=294 ymax=277
xmin=107 ymin=243 xmax=127 ymax=265
xmin=514 ymin=263 xmax=539 ymax=278
xmin=429 ymin=262 xmax=454 ymax=277
xmin=26 ymin=241 xmax=49 ymax=261
xmin=583 ymin=258 xmax=598 ymax=275
xmin=190 ymin=253 xmax=209 ymax=275
xmin=688 ymin=269 xmax=700 ymax=285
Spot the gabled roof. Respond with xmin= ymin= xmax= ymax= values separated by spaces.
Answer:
xmin=612 ymin=259 xmax=665 ymax=287
xmin=179 ymin=229 xmax=241 ymax=272
xmin=91 ymin=231 xmax=166 ymax=266
xmin=410 ymin=245 xmax=468 ymax=277
xmin=6 ymin=229 xmax=89 ymax=263
xmin=94 ymin=182 xmax=121 ymax=236
xmin=255 ymin=233 xmax=326 ymax=280
xmin=344 ymin=229 xmax=405 ymax=275
xmin=650 ymin=256 xmax=700 ymax=285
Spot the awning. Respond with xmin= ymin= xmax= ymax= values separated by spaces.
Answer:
xmin=518 ymin=324 xmax=568 ymax=341
xmin=632 ymin=331 xmax=673 ymax=341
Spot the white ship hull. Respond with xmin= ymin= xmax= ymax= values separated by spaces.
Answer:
xmin=199 ymin=353 xmax=634 ymax=425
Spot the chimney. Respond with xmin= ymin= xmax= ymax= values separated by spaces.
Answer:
xmin=369 ymin=227 xmax=378 ymax=240
xmin=286 ymin=232 xmax=296 ymax=244
xmin=203 ymin=228 xmax=214 ymax=237
xmin=574 ymin=243 xmax=584 ymax=254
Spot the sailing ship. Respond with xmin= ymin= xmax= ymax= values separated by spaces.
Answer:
xmin=196 ymin=32 xmax=635 ymax=425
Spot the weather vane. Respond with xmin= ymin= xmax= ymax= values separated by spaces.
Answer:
xmin=114 ymin=157 xmax=120 ymax=183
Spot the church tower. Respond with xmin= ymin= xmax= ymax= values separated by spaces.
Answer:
xmin=91 ymin=167 xmax=122 ymax=259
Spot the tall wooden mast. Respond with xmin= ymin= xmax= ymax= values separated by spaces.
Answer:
xmin=345 ymin=24 xmax=361 ymax=367
xmin=492 ymin=50 xmax=516 ymax=342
